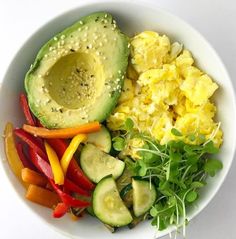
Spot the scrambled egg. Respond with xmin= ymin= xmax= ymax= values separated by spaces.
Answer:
xmin=130 ymin=31 xmax=170 ymax=73
xmin=107 ymin=31 xmax=222 ymax=148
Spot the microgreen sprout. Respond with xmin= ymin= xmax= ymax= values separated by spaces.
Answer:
xmin=111 ymin=118 xmax=223 ymax=236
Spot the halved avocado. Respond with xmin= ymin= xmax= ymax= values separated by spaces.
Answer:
xmin=25 ymin=12 xmax=130 ymax=128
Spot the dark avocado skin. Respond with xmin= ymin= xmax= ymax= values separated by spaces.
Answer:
xmin=25 ymin=12 xmax=130 ymax=128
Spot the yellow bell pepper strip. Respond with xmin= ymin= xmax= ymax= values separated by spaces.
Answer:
xmin=47 ymin=138 xmax=94 ymax=190
xmin=44 ymin=142 xmax=64 ymax=185
xmin=23 ymin=121 xmax=101 ymax=139
xmin=4 ymin=122 xmax=28 ymax=188
xmin=61 ymin=134 xmax=87 ymax=175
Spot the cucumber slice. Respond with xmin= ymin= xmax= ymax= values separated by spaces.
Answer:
xmin=120 ymin=184 xmax=132 ymax=199
xmin=86 ymin=206 xmax=95 ymax=217
xmin=93 ymin=176 xmax=133 ymax=227
xmin=80 ymin=144 xmax=125 ymax=183
xmin=116 ymin=163 xmax=133 ymax=208
xmin=116 ymin=166 xmax=132 ymax=192
xmin=86 ymin=125 xmax=111 ymax=153
xmin=132 ymin=179 xmax=157 ymax=217
xmin=120 ymin=184 xmax=133 ymax=209
xmin=128 ymin=215 xmax=143 ymax=229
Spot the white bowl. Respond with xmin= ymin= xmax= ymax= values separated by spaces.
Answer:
xmin=0 ymin=0 xmax=236 ymax=238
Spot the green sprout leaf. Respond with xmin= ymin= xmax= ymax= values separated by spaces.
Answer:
xmin=171 ymin=128 xmax=182 ymax=137
xmin=186 ymin=191 xmax=198 ymax=203
xmin=203 ymin=141 xmax=219 ymax=154
xmin=188 ymin=134 xmax=196 ymax=141
xmin=191 ymin=181 xmax=205 ymax=188
xmin=124 ymin=118 xmax=134 ymax=131
xmin=112 ymin=136 xmax=125 ymax=151
xmin=114 ymin=126 xmax=222 ymax=233
xmin=150 ymin=207 xmax=158 ymax=217
xmin=137 ymin=159 xmax=147 ymax=176
xmin=204 ymin=159 xmax=223 ymax=176
xmin=158 ymin=218 xmax=168 ymax=231
xmin=198 ymin=134 xmax=206 ymax=142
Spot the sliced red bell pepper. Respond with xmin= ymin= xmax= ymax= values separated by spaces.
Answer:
xmin=64 ymin=178 xmax=91 ymax=197
xmin=16 ymin=142 xmax=37 ymax=171
xmin=49 ymin=179 xmax=90 ymax=208
xmin=29 ymin=149 xmax=90 ymax=209
xmin=19 ymin=93 xmax=36 ymax=126
xmin=36 ymin=119 xmax=43 ymax=127
xmin=68 ymin=159 xmax=94 ymax=190
xmin=14 ymin=128 xmax=47 ymax=159
xmin=46 ymin=138 xmax=94 ymax=191
xmin=29 ymin=148 xmax=53 ymax=179
xmin=53 ymin=203 xmax=69 ymax=218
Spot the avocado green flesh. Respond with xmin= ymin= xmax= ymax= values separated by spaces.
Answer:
xmin=25 ymin=12 xmax=130 ymax=128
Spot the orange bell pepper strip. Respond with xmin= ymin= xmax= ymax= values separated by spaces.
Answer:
xmin=22 ymin=122 xmax=101 ymax=139
xmin=21 ymin=168 xmax=48 ymax=187
xmin=4 ymin=122 xmax=28 ymax=188
xmin=44 ymin=142 xmax=64 ymax=185
xmin=61 ymin=134 xmax=87 ymax=175
xmin=26 ymin=184 xmax=60 ymax=208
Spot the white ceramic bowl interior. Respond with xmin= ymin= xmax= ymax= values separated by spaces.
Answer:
xmin=0 ymin=1 xmax=235 ymax=238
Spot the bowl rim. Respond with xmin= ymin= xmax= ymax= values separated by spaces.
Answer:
xmin=0 ymin=0 xmax=236 ymax=238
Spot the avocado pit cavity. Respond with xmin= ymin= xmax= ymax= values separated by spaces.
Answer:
xmin=45 ymin=52 xmax=104 ymax=109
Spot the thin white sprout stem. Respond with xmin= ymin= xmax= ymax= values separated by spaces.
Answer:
xmin=181 ymin=165 xmax=192 ymax=181
xmin=142 ymin=174 xmax=165 ymax=180
xmin=146 ymin=166 xmax=166 ymax=174
xmin=192 ymin=170 xmax=204 ymax=179
xmin=149 ymin=169 xmax=152 ymax=190
xmin=175 ymin=197 xmax=179 ymax=226
xmin=203 ymin=122 xmax=221 ymax=146
xmin=174 ymin=190 xmax=191 ymax=239
xmin=155 ymin=195 xmax=167 ymax=204
xmin=157 ymin=216 xmax=160 ymax=231
xmin=141 ymin=136 xmax=161 ymax=152
xmin=134 ymin=148 xmax=169 ymax=158
xmin=199 ymin=173 xmax=206 ymax=182
xmin=166 ymin=160 xmax=171 ymax=180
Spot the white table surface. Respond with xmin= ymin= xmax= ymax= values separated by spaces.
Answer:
xmin=0 ymin=0 xmax=235 ymax=238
